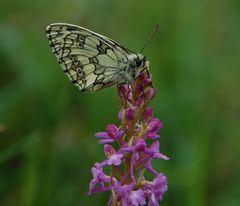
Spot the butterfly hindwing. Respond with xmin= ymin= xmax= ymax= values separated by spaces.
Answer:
xmin=46 ymin=23 xmax=130 ymax=91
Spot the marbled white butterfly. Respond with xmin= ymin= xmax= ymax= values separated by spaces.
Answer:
xmin=46 ymin=23 xmax=149 ymax=91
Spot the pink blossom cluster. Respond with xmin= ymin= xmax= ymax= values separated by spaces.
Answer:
xmin=88 ymin=72 xmax=169 ymax=206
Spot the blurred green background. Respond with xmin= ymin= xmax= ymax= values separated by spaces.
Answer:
xmin=0 ymin=0 xmax=240 ymax=206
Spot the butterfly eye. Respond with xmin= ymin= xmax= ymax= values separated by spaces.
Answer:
xmin=136 ymin=59 xmax=142 ymax=67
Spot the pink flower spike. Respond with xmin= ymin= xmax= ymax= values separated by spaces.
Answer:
xmin=89 ymin=70 xmax=169 ymax=205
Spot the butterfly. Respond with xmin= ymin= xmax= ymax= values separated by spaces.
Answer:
xmin=46 ymin=23 xmax=148 ymax=92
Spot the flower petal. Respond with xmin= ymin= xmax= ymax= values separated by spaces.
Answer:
xmin=104 ymin=144 xmax=116 ymax=158
xmin=125 ymin=108 xmax=135 ymax=121
xmin=106 ymin=124 xmax=118 ymax=137
xmin=95 ymin=132 xmax=109 ymax=138
xmin=115 ymin=129 xmax=124 ymax=139
xmin=99 ymin=139 xmax=115 ymax=144
xmin=143 ymin=107 xmax=153 ymax=121
xmin=107 ymin=153 xmax=123 ymax=166
xmin=129 ymin=189 xmax=146 ymax=206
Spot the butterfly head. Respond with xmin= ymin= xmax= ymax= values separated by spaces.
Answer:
xmin=130 ymin=53 xmax=147 ymax=80
xmin=135 ymin=54 xmax=146 ymax=68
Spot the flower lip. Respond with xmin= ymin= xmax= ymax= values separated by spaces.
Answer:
xmin=147 ymin=118 xmax=163 ymax=134
xmin=145 ymin=141 xmax=170 ymax=160
xmin=150 ymin=173 xmax=168 ymax=202
xmin=104 ymin=144 xmax=124 ymax=166
xmin=129 ymin=189 xmax=146 ymax=206
xmin=115 ymin=183 xmax=134 ymax=199
xmin=114 ymin=183 xmax=146 ymax=206
xmin=144 ymin=118 xmax=163 ymax=139
xmin=88 ymin=163 xmax=111 ymax=194
xmin=107 ymin=153 xmax=123 ymax=166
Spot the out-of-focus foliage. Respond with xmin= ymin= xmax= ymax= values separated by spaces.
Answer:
xmin=0 ymin=1 xmax=240 ymax=206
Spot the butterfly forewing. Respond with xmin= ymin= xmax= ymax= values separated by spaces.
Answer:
xmin=46 ymin=23 xmax=143 ymax=91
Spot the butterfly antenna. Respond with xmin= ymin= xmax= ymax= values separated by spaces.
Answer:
xmin=140 ymin=24 xmax=159 ymax=53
